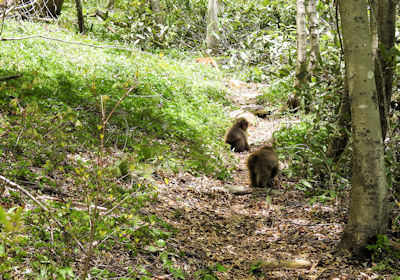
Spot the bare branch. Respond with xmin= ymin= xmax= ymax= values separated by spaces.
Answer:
xmin=0 ymin=174 xmax=87 ymax=254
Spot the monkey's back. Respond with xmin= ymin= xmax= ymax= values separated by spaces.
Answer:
xmin=247 ymin=147 xmax=279 ymax=188
xmin=224 ymin=126 xmax=248 ymax=152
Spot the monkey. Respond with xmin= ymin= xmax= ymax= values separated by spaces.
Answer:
xmin=224 ymin=117 xmax=249 ymax=152
xmin=195 ymin=57 xmax=220 ymax=71
xmin=247 ymin=146 xmax=279 ymax=188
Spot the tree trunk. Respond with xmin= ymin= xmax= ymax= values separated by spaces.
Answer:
xmin=294 ymin=0 xmax=307 ymax=88
xmin=43 ymin=0 xmax=65 ymax=17
xmin=337 ymin=0 xmax=387 ymax=256
xmin=75 ymin=0 xmax=85 ymax=34
xmin=106 ymin=0 xmax=116 ymax=9
xmin=206 ymin=0 xmax=219 ymax=53
xmin=306 ymin=0 xmax=320 ymax=74
xmin=327 ymin=0 xmax=396 ymax=161
xmin=370 ymin=0 xmax=396 ymax=140
xmin=326 ymin=78 xmax=351 ymax=160
xmin=150 ymin=0 xmax=163 ymax=25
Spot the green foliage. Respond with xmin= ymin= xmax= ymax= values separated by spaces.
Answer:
xmin=0 ymin=207 xmax=27 ymax=277
xmin=273 ymin=116 xmax=349 ymax=199
xmin=55 ymin=0 xmax=298 ymax=82
xmin=257 ymin=75 xmax=292 ymax=111
xmin=366 ymin=235 xmax=400 ymax=273
xmin=0 ymin=17 xmax=235 ymax=278
xmin=193 ymin=263 xmax=227 ymax=280
xmin=0 ymin=20 xmax=232 ymax=178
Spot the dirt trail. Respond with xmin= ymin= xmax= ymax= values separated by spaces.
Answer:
xmin=147 ymin=82 xmax=388 ymax=279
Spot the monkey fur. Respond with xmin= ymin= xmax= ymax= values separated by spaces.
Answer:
xmin=224 ymin=117 xmax=250 ymax=153
xmin=247 ymin=146 xmax=279 ymax=188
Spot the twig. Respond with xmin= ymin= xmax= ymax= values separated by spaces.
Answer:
xmin=0 ymin=174 xmax=87 ymax=254
xmin=103 ymin=190 xmax=153 ymax=216
xmin=0 ymin=73 xmax=22 ymax=81
xmin=104 ymin=83 xmax=138 ymax=125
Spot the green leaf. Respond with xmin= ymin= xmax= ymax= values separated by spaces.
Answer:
xmin=75 ymin=119 xmax=83 ymax=127
xmin=0 ymin=207 xmax=10 ymax=230
xmin=215 ymin=263 xmax=227 ymax=272
xmin=145 ymin=246 xmax=159 ymax=253
xmin=300 ymin=179 xmax=313 ymax=188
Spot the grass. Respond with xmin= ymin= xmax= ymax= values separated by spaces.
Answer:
xmin=0 ymin=19 xmax=236 ymax=278
xmin=0 ymin=19 xmax=234 ymax=180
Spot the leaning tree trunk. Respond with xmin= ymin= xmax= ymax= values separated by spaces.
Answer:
xmin=306 ymin=0 xmax=320 ymax=74
xmin=206 ymin=0 xmax=219 ymax=53
xmin=337 ymin=0 xmax=388 ymax=256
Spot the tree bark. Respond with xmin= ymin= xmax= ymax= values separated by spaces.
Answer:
xmin=75 ymin=0 xmax=85 ymax=34
xmin=150 ymin=0 xmax=163 ymax=25
xmin=294 ymin=0 xmax=307 ymax=88
xmin=106 ymin=0 xmax=115 ymax=9
xmin=337 ymin=0 xmax=387 ymax=256
xmin=206 ymin=0 xmax=219 ymax=53
xmin=306 ymin=0 xmax=320 ymax=74
xmin=370 ymin=0 xmax=396 ymax=140
xmin=43 ymin=0 xmax=65 ymax=17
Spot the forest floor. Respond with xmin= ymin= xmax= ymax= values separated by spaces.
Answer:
xmin=3 ymin=78 xmax=398 ymax=279
xmin=143 ymin=82 xmax=397 ymax=279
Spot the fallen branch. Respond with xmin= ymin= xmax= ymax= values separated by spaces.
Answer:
xmin=389 ymin=239 xmax=400 ymax=253
xmin=256 ymin=259 xmax=312 ymax=270
xmin=224 ymin=184 xmax=253 ymax=195
xmin=0 ymin=73 xmax=22 ymax=81
xmin=0 ymin=175 xmax=87 ymax=254
xmin=0 ymin=34 xmax=140 ymax=53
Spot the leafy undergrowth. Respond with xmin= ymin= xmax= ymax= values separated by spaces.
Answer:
xmin=0 ymin=19 xmax=233 ymax=180
xmin=0 ymin=19 xmax=236 ymax=279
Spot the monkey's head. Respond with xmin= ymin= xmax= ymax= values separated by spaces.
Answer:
xmin=235 ymin=117 xmax=249 ymax=131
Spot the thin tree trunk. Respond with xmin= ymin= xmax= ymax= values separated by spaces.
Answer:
xmin=337 ymin=0 xmax=387 ymax=256
xmin=306 ymin=0 xmax=320 ymax=74
xmin=326 ymin=78 xmax=351 ymax=160
xmin=150 ymin=0 xmax=163 ymax=25
xmin=370 ymin=0 xmax=396 ymax=140
xmin=106 ymin=0 xmax=115 ymax=9
xmin=75 ymin=0 xmax=85 ymax=34
xmin=294 ymin=0 xmax=307 ymax=87
xmin=206 ymin=0 xmax=219 ymax=53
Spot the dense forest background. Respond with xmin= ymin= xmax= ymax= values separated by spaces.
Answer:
xmin=0 ymin=0 xmax=399 ymax=279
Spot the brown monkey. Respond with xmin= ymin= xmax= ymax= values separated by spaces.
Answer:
xmin=224 ymin=117 xmax=249 ymax=152
xmin=247 ymin=146 xmax=279 ymax=188
xmin=195 ymin=57 xmax=220 ymax=71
